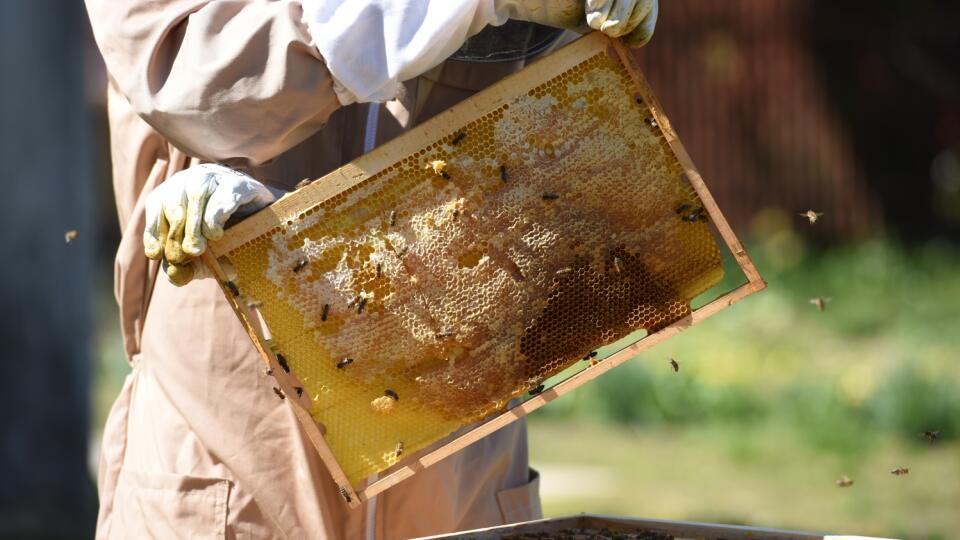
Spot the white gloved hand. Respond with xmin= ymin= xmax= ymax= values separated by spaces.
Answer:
xmin=301 ymin=0 xmax=658 ymax=105
xmin=143 ymin=163 xmax=280 ymax=286
xmin=586 ymin=0 xmax=657 ymax=45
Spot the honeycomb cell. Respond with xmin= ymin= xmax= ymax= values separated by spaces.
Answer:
xmin=223 ymin=49 xmax=724 ymax=484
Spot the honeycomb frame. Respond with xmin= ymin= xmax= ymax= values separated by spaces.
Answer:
xmin=204 ymin=33 xmax=765 ymax=507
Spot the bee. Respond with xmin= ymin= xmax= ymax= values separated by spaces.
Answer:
xmin=321 ymin=303 xmax=330 ymax=321
xmin=246 ymin=299 xmax=263 ymax=309
xmin=682 ymin=207 xmax=705 ymax=223
xmin=295 ymin=386 xmax=304 ymax=398
xmin=376 ymin=262 xmax=382 ymax=278
xmin=800 ymin=210 xmax=824 ymax=224
xmin=293 ymin=258 xmax=308 ymax=273
xmin=542 ymin=192 xmax=559 ymax=201
xmin=338 ymin=485 xmax=352 ymax=503
xmin=500 ymin=165 xmax=508 ymax=182
xmin=389 ymin=209 xmax=397 ymax=227
xmin=384 ymin=389 xmax=399 ymax=401
xmin=919 ymin=430 xmax=940 ymax=444
xmin=674 ymin=203 xmax=691 ymax=215
xmin=451 ymin=132 xmax=466 ymax=145
xmin=276 ymin=353 xmax=290 ymax=373
xmin=435 ymin=331 xmax=457 ymax=340
xmin=273 ymin=387 xmax=286 ymax=400
xmin=336 ymin=357 xmax=354 ymax=369
xmin=294 ymin=178 xmax=312 ymax=190
xmin=835 ymin=474 xmax=854 ymax=487
xmin=669 ymin=358 xmax=679 ymax=372
xmin=226 ymin=281 xmax=240 ymax=297
xmin=440 ymin=171 xmax=451 ymax=180
xmin=634 ymin=96 xmax=644 ymax=105
xmin=64 ymin=229 xmax=79 ymax=243
xmin=347 ymin=296 xmax=359 ymax=308
xmin=644 ymin=116 xmax=659 ymax=129
xmin=582 ymin=351 xmax=597 ymax=361
xmin=556 ymin=267 xmax=572 ymax=275
xmin=263 ymin=367 xmax=273 ymax=376
xmin=395 ymin=441 xmax=404 ymax=458
xmin=809 ymin=297 xmax=832 ymax=312
xmin=612 ymin=256 xmax=622 ymax=274
xmin=357 ymin=297 xmax=368 ymax=314
xmin=890 ymin=467 xmax=909 ymax=476
xmin=528 ymin=384 xmax=545 ymax=396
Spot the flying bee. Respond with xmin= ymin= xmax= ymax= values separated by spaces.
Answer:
xmin=835 ymin=474 xmax=854 ymax=487
xmin=321 ymin=303 xmax=330 ymax=321
xmin=276 ymin=353 xmax=290 ymax=373
xmin=336 ymin=357 xmax=354 ymax=369
xmin=64 ymin=229 xmax=79 ymax=243
xmin=338 ymin=486 xmax=352 ymax=503
xmin=389 ymin=209 xmax=397 ymax=227
xmin=384 ymin=389 xmax=399 ymax=401
xmin=542 ymin=192 xmax=559 ymax=201
xmin=582 ymin=351 xmax=597 ymax=361
xmin=809 ymin=297 xmax=832 ymax=312
xmin=890 ymin=467 xmax=909 ymax=476
xmin=800 ymin=210 xmax=824 ymax=224
xmin=395 ymin=441 xmax=404 ymax=458
xmin=669 ymin=358 xmax=679 ymax=372
xmin=919 ymin=430 xmax=940 ymax=444
xmin=293 ymin=258 xmax=308 ymax=273
xmin=674 ymin=203 xmax=691 ymax=215
xmin=226 ymin=281 xmax=240 ymax=297
xmin=273 ymin=387 xmax=285 ymax=400
xmin=451 ymin=132 xmax=466 ymax=145
xmin=528 ymin=384 xmax=545 ymax=396
xmin=500 ymin=165 xmax=508 ymax=182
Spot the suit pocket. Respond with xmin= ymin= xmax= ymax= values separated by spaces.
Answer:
xmin=109 ymin=468 xmax=232 ymax=540
xmin=495 ymin=468 xmax=542 ymax=525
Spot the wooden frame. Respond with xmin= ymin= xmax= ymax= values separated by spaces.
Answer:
xmin=204 ymin=33 xmax=766 ymax=507
xmin=410 ymin=513 xmax=896 ymax=540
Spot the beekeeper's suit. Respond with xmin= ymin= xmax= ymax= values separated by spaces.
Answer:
xmin=85 ymin=1 xmax=657 ymax=537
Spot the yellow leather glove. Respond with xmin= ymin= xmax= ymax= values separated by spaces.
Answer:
xmin=143 ymin=163 xmax=281 ymax=286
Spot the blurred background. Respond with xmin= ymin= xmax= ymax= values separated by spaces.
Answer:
xmin=2 ymin=0 xmax=958 ymax=538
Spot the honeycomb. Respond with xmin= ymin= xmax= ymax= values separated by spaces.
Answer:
xmin=222 ymin=47 xmax=723 ymax=484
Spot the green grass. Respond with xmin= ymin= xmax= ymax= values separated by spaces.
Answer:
xmin=528 ymin=419 xmax=958 ymax=540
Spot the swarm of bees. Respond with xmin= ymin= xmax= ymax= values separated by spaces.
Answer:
xmin=64 ymin=229 xmax=79 ymax=243
xmin=809 ymin=297 xmax=831 ymax=312
xmin=800 ymin=210 xmax=824 ymax=224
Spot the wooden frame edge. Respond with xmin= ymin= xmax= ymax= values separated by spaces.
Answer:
xmin=200 ymin=252 xmax=362 ymax=508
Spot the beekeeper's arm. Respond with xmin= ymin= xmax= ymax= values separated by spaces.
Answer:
xmin=87 ymin=0 xmax=657 ymax=284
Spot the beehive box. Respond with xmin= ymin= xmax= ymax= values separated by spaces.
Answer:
xmin=411 ymin=514 xmax=897 ymax=540
xmin=204 ymin=32 xmax=765 ymax=506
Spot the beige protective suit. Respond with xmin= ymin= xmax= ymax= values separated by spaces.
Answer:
xmin=86 ymin=2 xmax=563 ymax=538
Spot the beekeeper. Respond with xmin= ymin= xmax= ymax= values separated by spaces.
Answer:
xmin=86 ymin=1 xmax=657 ymax=537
